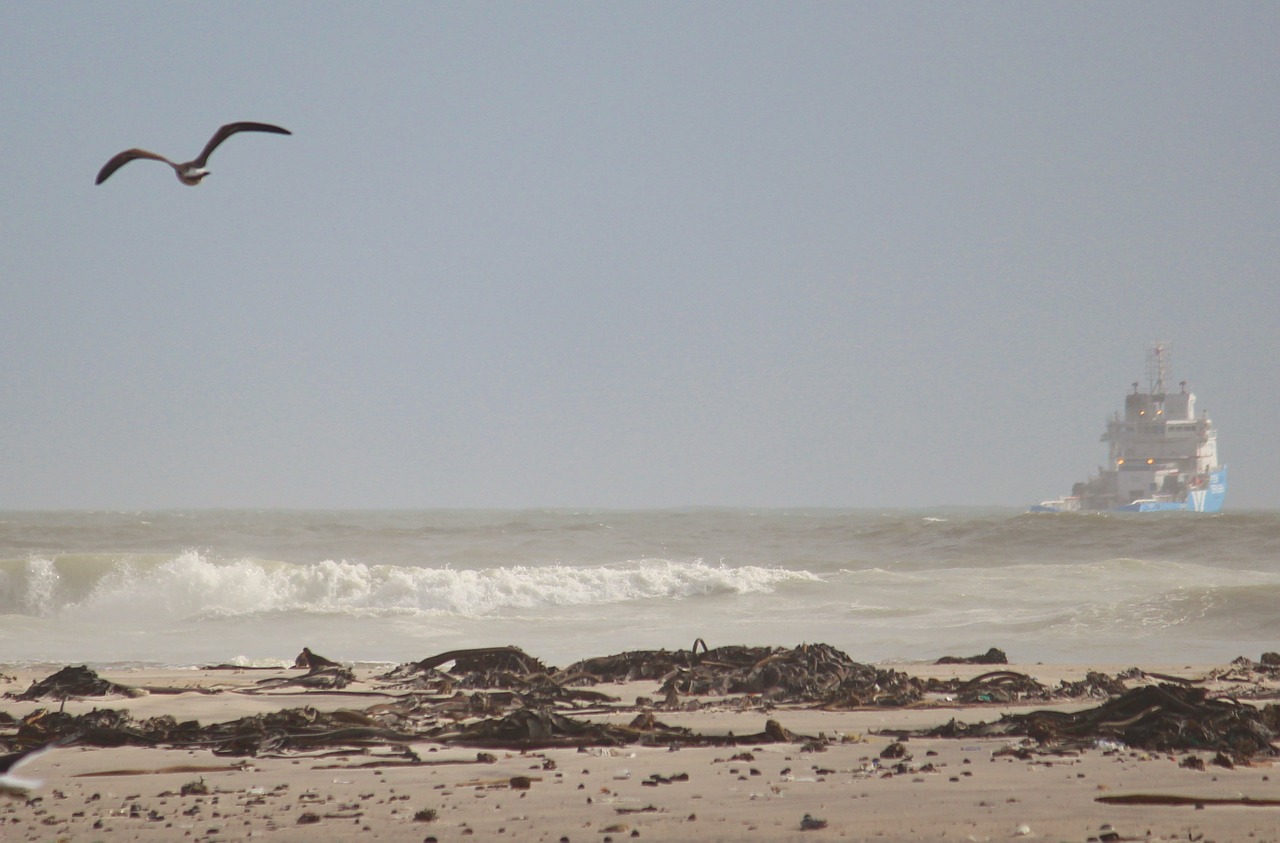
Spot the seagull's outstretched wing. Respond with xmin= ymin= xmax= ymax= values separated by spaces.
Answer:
xmin=0 ymin=742 xmax=59 ymax=797
xmin=193 ymin=122 xmax=292 ymax=167
xmin=95 ymin=148 xmax=175 ymax=185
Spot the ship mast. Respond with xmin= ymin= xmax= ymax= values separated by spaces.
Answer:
xmin=1147 ymin=342 xmax=1170 ymax=401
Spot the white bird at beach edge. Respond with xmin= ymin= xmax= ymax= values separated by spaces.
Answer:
xmin=95 ymin=121 xmax=291 ymax=186
xmin=0 ymin=742 xmax=61 ymax=798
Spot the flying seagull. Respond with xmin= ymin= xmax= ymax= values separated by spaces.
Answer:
xmin=95 ymin=121 xmax=291 ymax=186
xmin=0 ymin=742 xmax=60 ymax=798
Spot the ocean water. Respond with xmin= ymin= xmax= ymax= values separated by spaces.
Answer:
xmin=1 ymin=509 xmax=1278 ymax=669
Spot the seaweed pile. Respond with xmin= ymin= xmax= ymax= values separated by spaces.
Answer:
xmin=1202 ymin=653 xmax=1280 ymax=698
xmin=5 ymin=688 xmax=810 ymax=756
xmin=916 ymin=683 xmax=1280 ymax=762
xmin=919 ymin=668 xmax=1132 ymax=705
xmin=4 ymin=643 xmax=1278 ymax=762
xmin=935 ymin=647 xmax=1008 ymax=665
xmin=8 ymin=665 xmax=143 ymax=701
xmin=564 ymin=641 xmax=926 ymax=708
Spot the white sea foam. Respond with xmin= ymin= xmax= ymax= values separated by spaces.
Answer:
xmin=1 ymin=551 xmax=820 ymax=622
xmin=4 ymin=509 xmax=1280 ymax=667
xmin=21 ymin=557 xmax=61 ymax=615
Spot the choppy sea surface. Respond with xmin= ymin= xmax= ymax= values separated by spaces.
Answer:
xmin=2 ymin=509 xmax=1278 ymax=669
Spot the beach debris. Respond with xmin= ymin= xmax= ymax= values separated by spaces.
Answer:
xmin=559 ymin=644 xmax=706 ymax=684
xmin=399 ymin=645 xmax=551 ymax=682
xmin=1203 ymin=653 xmax=1280 ymax=699
xmin=382 ymin=642 xmax=927 ymax=708
xmin=1094 ymin=823 xmax=1123 ymax=843
xmin=879 ymin=741 xmax=908 ymax=759
xmin=369 ymin=641 xmax=1164 ymax=711
xmin=947 ymin=671 xmax=1049 ymax=704
xmin=180 ymin=777 xmax=210 ymax=795
xmin=1056 ymin=670 xmax=1132 ymax=699
xmin=616 ymin=804 xmax=662 ymax=814
xmin=5 ymin=695 xmax=817 ymax=756
xmin=558 ymin=640 xmax=926 ymax=707
xmin=425 ymin=707 xmax=628 ymax=750
xmin=640 ymin=771 xmax=687 ymax=786
xmin=1096 ymin=793 xmax=1280 ymax=807
xmin=922 ymin=668 xmax=1135 ymax=704
xmin=936 ymin=647 xmax=1008 ymax=665
xmin=236 ymin=649 xmax=356 ymax=691
xmin=916 ymin=684 xmax=1279 ymax=761
xmin=259 ymin=663 xmax=356 ymax=691
xmin=8 ymin=703 xmax=418 ymax=758
xmin=7 ymin=647 xmax=1276 ymax=768
xmin=628 ymin=642 xmax=924 ymax=708
xmin=70 ymin=763 xmax=245 ymax=778
xmin=249 ymin=663 xmax=356 ymax=691
xmin=8 ymin=666 xmax=141 ymax=701
xmin=293 ymin=647 xmax=341 ymax=670
xmin=377 ymin=645 xmax=614 ymax=707
xmin=1231 ymin=652 xmax=1280 ymax=677
xmin=422 ymin=705 xmax=816 ymax=750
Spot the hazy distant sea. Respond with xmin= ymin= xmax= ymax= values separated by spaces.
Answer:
xmin=2 ymin=509 xmax=1278 ymax=669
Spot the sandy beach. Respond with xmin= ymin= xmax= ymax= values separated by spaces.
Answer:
xmin=4 ymin=651 xmax=1280 ymax=843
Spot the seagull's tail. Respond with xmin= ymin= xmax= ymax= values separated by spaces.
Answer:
xmin=0 ymin=774 xmax=42 ymax=797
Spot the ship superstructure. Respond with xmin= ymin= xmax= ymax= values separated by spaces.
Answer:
xmin=1032 ymin=344 xmax=1226 ymax=513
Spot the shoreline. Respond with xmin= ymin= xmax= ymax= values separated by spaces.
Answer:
xmin=3 ymin=651 xmax=1279 ymax=842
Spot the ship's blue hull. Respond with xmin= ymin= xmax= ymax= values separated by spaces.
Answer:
xmin=1113 ymin=465 xmax=1227 ymax=513
xmin=1032 ymin=465 xmax=1228 ymax=513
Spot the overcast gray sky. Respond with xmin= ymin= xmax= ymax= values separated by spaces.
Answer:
xmin=3 ymin=2 xmax=1277 ymax=510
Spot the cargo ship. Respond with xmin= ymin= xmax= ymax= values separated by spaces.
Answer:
xmin=1031 ymin=344 xmax=1226 ymax=513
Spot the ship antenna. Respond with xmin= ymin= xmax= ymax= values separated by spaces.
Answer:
xmin=1148 ymin=342 xmax=1170 ymax=399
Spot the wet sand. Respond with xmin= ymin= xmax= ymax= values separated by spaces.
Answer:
xmin=2 ymin=661 xmax=1279 ymax=842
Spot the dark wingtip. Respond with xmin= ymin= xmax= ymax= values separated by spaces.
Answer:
xmin=229 ymin=121 xmax=292 ymax=136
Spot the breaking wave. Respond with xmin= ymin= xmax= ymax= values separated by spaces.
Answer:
xmin=0 ymin=551 xmax=820 ymax=622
